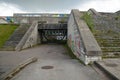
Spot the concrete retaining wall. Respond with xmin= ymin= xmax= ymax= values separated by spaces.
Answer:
xmin=14 ymin=16 xmax=68 ymax=24
xmin=68 ymin=9 xmax=102 ymax=65
xmin=15 ymin=21 xmax=40 ymax=51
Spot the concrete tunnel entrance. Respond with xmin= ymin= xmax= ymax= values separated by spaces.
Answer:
xmin=14 ymin=10 xmax=102 ymax=65
xmin=38 ymin=23 xmax=67 ymax=44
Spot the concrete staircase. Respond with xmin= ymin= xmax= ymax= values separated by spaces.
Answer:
xmin=90 ymin=11 xmax=120 ymax=57
xmin=3 ymin=24 xmax=30 ymax=50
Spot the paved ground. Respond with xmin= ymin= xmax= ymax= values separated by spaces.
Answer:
xmin=96 ymin=58 xmax=120 ymax=80
xmin=0 ymin=44 xmax=109 ymax=80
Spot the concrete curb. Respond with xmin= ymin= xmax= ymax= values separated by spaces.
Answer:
xmin=0 ymin=57 xmax=38 ymax=80
xmin=94 ymin=61 xmax=119 ymax=80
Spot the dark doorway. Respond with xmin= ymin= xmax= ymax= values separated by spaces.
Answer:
xmin=38 ymin=23 xmax=67 ymax=44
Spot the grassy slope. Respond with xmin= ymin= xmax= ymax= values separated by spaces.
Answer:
xmin=0 ymin=24 xmax=18 ymax=47
xmin=82 ymin=13 xmax=94 ymax=32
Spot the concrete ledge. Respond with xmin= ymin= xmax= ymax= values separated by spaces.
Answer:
xmin=72 ymin=9 xmax=102 ymax=56
xmin=15 ymin=21 xmax=38 ymax=51
xmin=68 ymin=9 xmax=102 ymax=64
xmin=0 ymin=57 xmax=37 ymax=80
xmin=94 ymin=61 xmax=119 ymax=80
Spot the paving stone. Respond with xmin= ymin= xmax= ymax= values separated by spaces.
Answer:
xmin=96 ymin=58 xmax=120 ymax=80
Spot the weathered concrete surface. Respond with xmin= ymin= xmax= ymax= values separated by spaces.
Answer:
xmin=15 ymin=21 xmax=40 ymax=51
xmin=11 ymin=59 xmax=103 ymax=80
xmin=72 ymin=9 xmax=102 ymax=56
xmin=68 ymin=9 xmax=102 ymax=64
xmin=0 ymin=44 xmax=107 ymax=80
xmin=22 ymin=22 xmax=40 ymax=49
xmin=14 ymin=13 xmax=69 ymax=24
xmin=95 ymin=58 xmax=120 ymax=80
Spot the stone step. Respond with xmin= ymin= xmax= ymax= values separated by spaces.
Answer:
xmin=99 ymin=44 xmax=120 ymax=47
xmin=101 ymin=47 xmax=120 ymax=52
xmin=91 ymin=12 xmax=120 ymax=55
xmin=3 ymin=24 xmax=30 ymax=50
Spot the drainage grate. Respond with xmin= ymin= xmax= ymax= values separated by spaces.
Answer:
xmin=41 ymin=66 xmax=54 ymax=69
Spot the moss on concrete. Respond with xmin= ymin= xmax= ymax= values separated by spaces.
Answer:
xmin=82 ymin=12 xmax=95 ymax=32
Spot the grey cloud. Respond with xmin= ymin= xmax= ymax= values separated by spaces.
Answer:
xmin=0 ymin=0 xmax=92 ymax=12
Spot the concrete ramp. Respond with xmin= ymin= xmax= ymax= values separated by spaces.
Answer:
xmin=67 ymin=9 xmax=102 ymax=65
xmin=1 ymin=45 xmax=105 ymax=80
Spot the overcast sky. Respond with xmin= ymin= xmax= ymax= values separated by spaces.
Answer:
xmin=0 ymin=0 xmax=120 ymax=16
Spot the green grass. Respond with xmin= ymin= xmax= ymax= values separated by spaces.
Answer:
xmin=0 ymin=24 xmax=18 ymax=47
xmin=82 ymin=13 xmax=95 ymax=32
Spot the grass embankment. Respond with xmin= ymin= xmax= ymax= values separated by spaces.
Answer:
xmin=82 ymin=13 xmax=95 ymax=32
xmin=0 ymin=24 xmax=18 ymax=48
